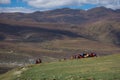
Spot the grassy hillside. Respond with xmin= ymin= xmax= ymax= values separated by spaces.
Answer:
xmin=0 ymin=54 xmax=120 ymax=80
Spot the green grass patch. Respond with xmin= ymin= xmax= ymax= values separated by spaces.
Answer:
xmin=0 ymin=54 xmax=120 ymax=80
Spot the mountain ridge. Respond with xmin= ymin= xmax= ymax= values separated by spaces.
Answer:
xmin=0 ymin=7 xmax=119 ymax=24
xmin=0 ymin=7 xmax=120 ymax=45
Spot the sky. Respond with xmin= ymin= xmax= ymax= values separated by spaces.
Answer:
xmin=0 ymin=0 xmax=120 ymax=13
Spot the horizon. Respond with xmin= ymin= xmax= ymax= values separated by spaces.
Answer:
xmin=0 ymin=6 xmax=118 ymax=14
xmin=0 ymin=0 xmax=120 ymax=13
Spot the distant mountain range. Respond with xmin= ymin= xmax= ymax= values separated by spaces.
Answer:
xmin=0 ymin=7 xmax=120 ymax=45
xmin=0 ymin=7 xmax=120 ymax=24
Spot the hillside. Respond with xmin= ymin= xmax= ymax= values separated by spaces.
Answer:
xmin=77 ymin=20 xmax=120 ymax=45
xmin=0 ymin=7 xmax=120 ymax=74
xmin=0 ymin=54 xmax=120 ymax=80
xmin=0 ymin=7 xmax=120 ymax=45
xmin=0 ymin=23 xmax=81 ymax=42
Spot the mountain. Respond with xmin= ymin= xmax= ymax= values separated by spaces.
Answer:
xmin=0 ymin=7 xmax=119 ymax=24
xmin=0 ymin=7 xmax=120 ymax=45
xmin=0 ymin=7 xmax=120 ymax=74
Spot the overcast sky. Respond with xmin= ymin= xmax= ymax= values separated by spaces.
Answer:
xmin=0 ymin=0 xmax=120 ymax=13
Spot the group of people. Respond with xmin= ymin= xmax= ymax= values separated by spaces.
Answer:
xmin=71 ymin=52 xmax=97 ymax=59
xmin=35 ymin=52 xmax=97 ymax=64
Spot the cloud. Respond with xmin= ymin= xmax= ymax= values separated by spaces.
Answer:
xmin=0 ymin=7 xmax=35 ymax=13
xmin=0 ymin=0 xmax=119 ymax=13
xmin=23 ymin=0 xmax=120 ymax=9
xmin=23 ymin=0 xmax=76 ymax=9
xmin=0 ymin=0 xmax=10 ymax=4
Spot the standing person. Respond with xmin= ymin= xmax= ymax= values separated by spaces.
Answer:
xmin=35 ymin=58 xmax=42 ymax=64
xmin=35 ymin=59 xmax=39 ymax=64
xmin=38 ymin=58 xmax=42 ymax=63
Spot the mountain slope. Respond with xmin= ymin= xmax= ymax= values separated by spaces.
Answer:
xmin=0 ymin=23 xmax=81 ymax=42
xmin=0 ymin=7 xmax=120 ymax=45
xmin=0 ymin=7 xmax=120 ymax=73
xmin=77 ymin=20 xmax=120 ymax=45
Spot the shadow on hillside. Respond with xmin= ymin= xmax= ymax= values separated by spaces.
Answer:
xmin=0 ymin=23 xmax=82 ymax=42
